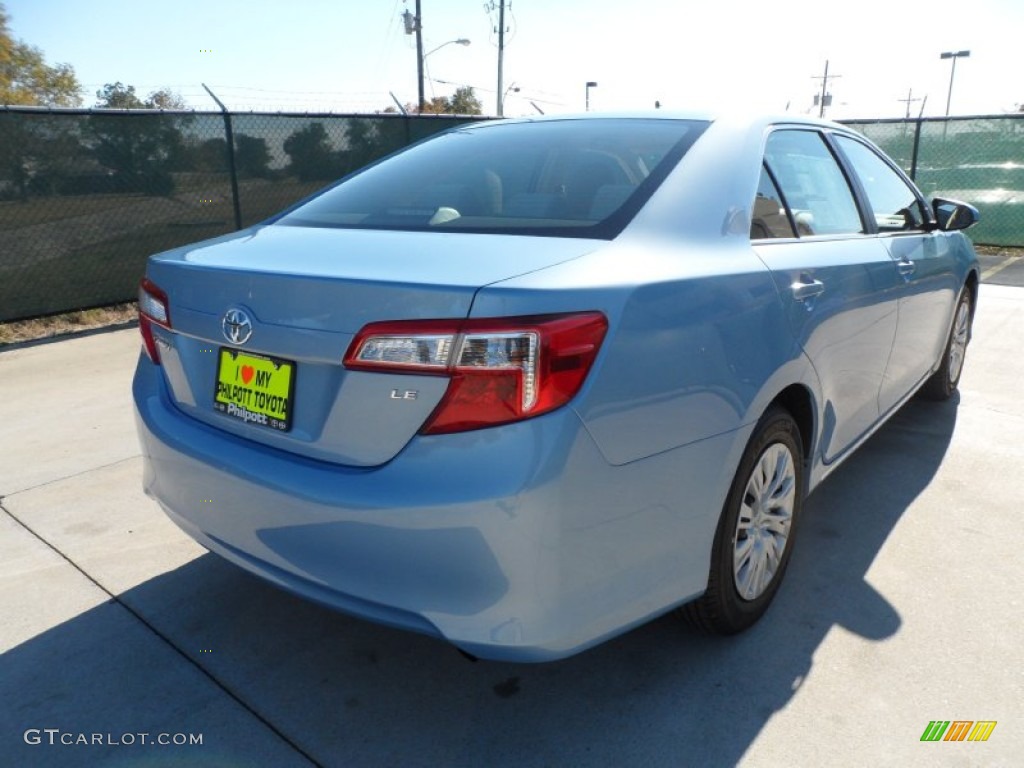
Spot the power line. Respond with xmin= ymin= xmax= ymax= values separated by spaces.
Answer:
xmin=373 ymin=0 xmax=404 ymax=81
xmin=431 ymin=77 xmax=564 ymax=106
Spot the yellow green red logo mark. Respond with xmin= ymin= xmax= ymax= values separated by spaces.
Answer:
xmin=920 ymin=721 xmax=997 ymax=742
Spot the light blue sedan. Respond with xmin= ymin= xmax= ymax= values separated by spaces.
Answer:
xmin=133 ymin=113 xmax=980 ymax=661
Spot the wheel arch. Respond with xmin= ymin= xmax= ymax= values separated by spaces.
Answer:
xmin=767 ymin=383 xmax=815 ymax=478
xmin=964 ymin=268 xmax=980 ymax=324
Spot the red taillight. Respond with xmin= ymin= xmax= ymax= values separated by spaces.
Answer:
xmin=344 ymin=312 xmax=608 ymax=434
xmin=138 ymin=278 xmax=171 ymax=364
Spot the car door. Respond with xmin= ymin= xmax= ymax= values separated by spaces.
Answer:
xmin=752 ymin=128 xmax=902 ymax=464
xmin=830 ymin=134 xmax=962 ymax=413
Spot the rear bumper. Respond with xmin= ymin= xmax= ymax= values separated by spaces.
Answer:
xmin=133 ymin=354 xmax=741 ymax=661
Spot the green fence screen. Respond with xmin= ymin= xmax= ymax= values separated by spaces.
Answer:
xmin=0 ymin=108 xmax=484 ymax=322
xmin=1 ymin=109 xmax=1021 ymax=323
xmin=843 ymin=115 xmax=1024 ymax=249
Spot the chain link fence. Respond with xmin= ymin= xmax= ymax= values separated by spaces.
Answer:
xmin=2 ymin=108 xmax=1021 ymax=323
xmin=0 ymin=107 xmax=485 ymax=322
xmin=843 ymin=114 xmax=1024 ymax=247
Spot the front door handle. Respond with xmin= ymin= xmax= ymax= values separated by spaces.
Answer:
xmin=792 ymin=278 xmax=825 ymax=302
xmin=897 ymin=259 xmax=916 ymax=276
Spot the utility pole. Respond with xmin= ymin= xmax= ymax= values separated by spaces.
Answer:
xmin=811 ymin=60 xmax=841 ymax=118
xmin=415 ymin=0 xmax=425 ymax=113
xmin=403 ymin=2 xmax=425 ymax=111
xmin=496 ymin=0 xmax=506 ymax=116
xmin=898 ymin=87 xmax=922 ymax=120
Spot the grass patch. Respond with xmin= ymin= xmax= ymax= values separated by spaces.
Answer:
xmin=0 ymin=194 xmax=151 ymax=230
xmin=1 ymin=178 xmax=327 ymax=322
xmin=0 ymin=302 xmax=137 ymax=346
xmin=0 ymin=221 xmax=233 ymax=322
xmin=975 ymin=244 xmax=1023 ymax=258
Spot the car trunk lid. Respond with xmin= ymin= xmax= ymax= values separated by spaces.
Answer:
xmin=144 ymin=224 xmax=596 ymax=467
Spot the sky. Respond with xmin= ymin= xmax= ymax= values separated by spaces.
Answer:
xmin=5 ymin=0 xmax=1023 ymax=119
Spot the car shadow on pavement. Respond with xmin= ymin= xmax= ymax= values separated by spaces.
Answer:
xmin=1 ymin=397 xmax=958 ymax=768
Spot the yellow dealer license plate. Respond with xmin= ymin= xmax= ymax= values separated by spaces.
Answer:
xmin=214 ymin=348 xmax=295 ymax=432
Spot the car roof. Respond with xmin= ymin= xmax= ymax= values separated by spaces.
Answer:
xmin=457 ymin=110 xmax=852 ymax=134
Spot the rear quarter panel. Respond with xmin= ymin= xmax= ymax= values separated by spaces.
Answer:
xmin=471 ymin=236 xmax=814 ymax=466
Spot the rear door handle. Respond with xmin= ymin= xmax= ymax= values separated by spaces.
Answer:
xmin=897 ymin=259 xmax=916 ymax=276
xmin=791 ymin=278 xmax=825 ymax=302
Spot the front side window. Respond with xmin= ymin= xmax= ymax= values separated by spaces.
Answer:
xmin=834 ymin=135 xmax=926 ymax=232
xmin=764 ymin=130 xmax=864 ymax=236
xmin=276 ymin=119 xmax=707 ymax=239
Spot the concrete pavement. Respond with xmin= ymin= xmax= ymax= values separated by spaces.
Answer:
xmin=2 ymin=286 xmax=1022 ymax=767
xmin=978 ymin=249 xmax=1024 ymax=287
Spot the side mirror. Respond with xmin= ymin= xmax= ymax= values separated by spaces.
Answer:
xmin=932 ymin=197 xmax=980 ymax=231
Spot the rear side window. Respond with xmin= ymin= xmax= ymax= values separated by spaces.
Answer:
xmin=277 ymin=119 xmax=708 ymax=239
xmin=834 ymin=135 xmax=927 ymax=232
xmin=764 ymin=130 xmax=864 ymax=236
xmin=751 ymin=165 xmax=796 ymax=239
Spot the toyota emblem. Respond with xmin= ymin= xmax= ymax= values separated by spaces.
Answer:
xmin=222 ymin=308 xmax=253 ymax=345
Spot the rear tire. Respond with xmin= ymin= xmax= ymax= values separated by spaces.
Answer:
xmin=919 ymin=287 xmax=972 ymax=401
xmin=684 ymin=406 xmax=804 ymax=635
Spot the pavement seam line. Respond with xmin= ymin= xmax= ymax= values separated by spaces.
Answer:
xmin=981 ymin=254 xmax=1017 ymax=282
xmin=0 ymin=501 xmax=323 ymax=768
xmin=2 ymin=454 xmax=143 ymax=498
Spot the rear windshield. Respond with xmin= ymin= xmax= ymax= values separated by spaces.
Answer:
xmin=276 ymin=118 xmax=708 ymax=239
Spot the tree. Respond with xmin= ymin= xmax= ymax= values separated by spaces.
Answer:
xmin=283 ymin=122 xmax=343 ymax=181
xmin=0 ymin=4 xmax=82 ymax=106
xmin=234 ymin=134 xmax=271 ymax=178
xmin=147 ymin=88 xmax=188 ymax=110
xmin=192 ymin=137 xmax=228 ymax=172
xmin=94 ymin=82 xmax=146 ymax=109
xmin=93 ymin=82 xmax=187 ymax=110
xmin=1 ymin=4 xmax=84 ymax=201
xmin=88 ymin=82 xmax=192 ymax=195
xmin=343 ymin=118 xmax=378 ymax=171
xmin=190 ymin=134 xmax=271 ymax=178
xmin=417 ymin=95 xmax=451 ymax=115
xmin=447 ymin=86 xmax=483 ymax=115
xmin=392 ymin=86 xmax=484 ymax=116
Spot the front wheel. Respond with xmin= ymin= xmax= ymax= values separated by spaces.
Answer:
xmin=684 ymin=406 xmax=804 ymax=635
xmin=919 ymin=287 xmax=973 ymax=401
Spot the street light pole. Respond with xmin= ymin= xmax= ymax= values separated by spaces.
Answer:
xmin=940 ymin=50 xmax=970 ymax=116
xmin=419 ymin=38 xmax=471 ymax=112
xmin=585 ymin=81 xmax=597 ymax=111
xmin=500 ymin=82 xmax=520 ymax=116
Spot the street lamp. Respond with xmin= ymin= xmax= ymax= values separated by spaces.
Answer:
xmin=500 ymin=82 xmax=520 ymax=116
xmin=585 ymin=81 xmax=598 ymax=112
xmin=425 ymin=38 xmax=471 ymax=58
xmin=420 ymin=38 xmax=471 ymax=112
xmin=940 ymin=50 xmax=970 ymax=116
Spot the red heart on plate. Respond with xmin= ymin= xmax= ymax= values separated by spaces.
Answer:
xmin=240 ymin=365 xmax=254 ymax=384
